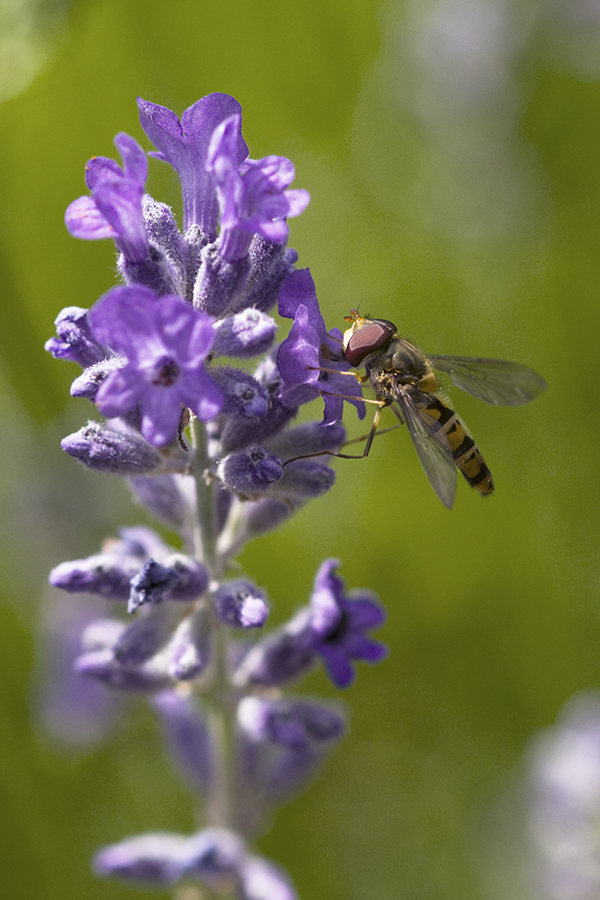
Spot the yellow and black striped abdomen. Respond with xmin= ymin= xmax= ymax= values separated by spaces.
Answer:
xmin=420 ymin=396 xmax=494 ymax=496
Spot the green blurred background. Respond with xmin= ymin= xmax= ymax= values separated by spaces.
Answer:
xmin=0 ymin=0 xmax=596 ymax=897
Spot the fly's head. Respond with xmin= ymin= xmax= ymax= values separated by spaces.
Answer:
xmin=342 ymin=310 xmax=397 ymax=369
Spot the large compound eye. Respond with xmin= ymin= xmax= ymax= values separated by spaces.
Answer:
xmin=344 ymin=319 xmax=396 ymax=367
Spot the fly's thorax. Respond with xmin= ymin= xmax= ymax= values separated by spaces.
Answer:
xmin=389 ymin=339 xmax=431 ymax=382
xmin=362 ymin=337 xmax=431 ymax=384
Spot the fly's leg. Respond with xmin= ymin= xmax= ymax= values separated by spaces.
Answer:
xmin=342 ymin=422 xmax=403 ymax=448
xmin=283 ymin=398 xmax=391 ymax=466
xmin=305 ymin=365 xmax=369 ymax=384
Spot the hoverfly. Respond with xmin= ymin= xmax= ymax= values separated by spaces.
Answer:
xmin=320 ymin=310 xmax=546 ymax=509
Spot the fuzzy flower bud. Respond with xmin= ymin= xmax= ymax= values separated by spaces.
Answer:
xmin=61 ymin=422 xmax=164 ymax=475
xmin=45 ymin=306 xmax=107 ymax=368
xmin=212 ymin=308 xmax=277 ymax=358
xmin=218 ymin=447 xmax=283 ymax=496
xmin=212 ymin=580 xmax=269 ymax=629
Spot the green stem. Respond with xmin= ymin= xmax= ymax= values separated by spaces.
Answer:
xmin=190 ymin=417 xmax=238 ymax=834
xmin=191 ymin=418 xmax=217 ymax=570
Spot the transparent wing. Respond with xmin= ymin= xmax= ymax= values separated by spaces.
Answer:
xmin=429 ymin=355 xmax=547 ymax=406
xmin=393 ymin=388 xmax=457 ymax=509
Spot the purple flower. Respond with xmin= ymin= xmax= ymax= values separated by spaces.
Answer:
xmin=65 ymin=133 xmax=149 ymax=264
xmin=164 ymin=609 xmax=212 ymax=681
xmin=206 ymin=115 xmax=310 ymax=261
xmin=89 ymin=285 xmax=223 ymax=445
xmin=277 ymin=269 xmax=365 ymax=424
xmin=308 ymin=559 xmax=387 ymax=688
xmin=137 ymin=94 xmax=248 ymax=235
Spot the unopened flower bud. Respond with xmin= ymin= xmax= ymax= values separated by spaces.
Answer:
xmin=212 ymin=308 xmax=276 ymax=358
xmin=128 ymin=474 xmax=187 ymax=528
xmin=128 ymin=560 xmax=180 ymax=612
xmin=237 ymin=697 xmax=345 ymax=750
xmin=94 ymin=832 xmax=190 ymax=884
xmin=114 ymin=603 xmax=182 ymax=666
xmin=210 ymin=368 xmax=268 ymax=418
xmin=61 ymin=422 xmax=163 ymax=475
xmin=165 ymin=608 xmax=211 ymax=681
xmin=180 ymin=828 xmax=246 ymax=885
xmin=45 ymin=306 xmax=107 ymax=368
xmin=240 ymin=855 xmax=299 ymax=900
xmin=194 ymin=243 xmax=251 ymax=315
xmin=234 ymin=609 xmax=316 ymax=688
xmin=267 ymin=421 xmax=346 ymax=461
xmin=75 ymin=648 xmax=173 ymax=692
xmin=80 ymin=618 xmax=127 ymax=651
xmin=212 ymin=580 xmax=269 ymax=629
xmin=219 ymin=447 xmax=283 ymax=496
xmin=70 ymin=357 xmax=126 ymax=401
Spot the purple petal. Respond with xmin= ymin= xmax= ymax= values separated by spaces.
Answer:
xmin=277 ymin=269 xmax=325 ymax=337
xmin=276 ymin=304 xmax=321 ymax=387
xmin=320 ymin=646 xmax=356 ymax=689
xmin=137 ymin=94 xmax=248 ymax=234
xmin=65 ymin=196 xmax=115 ymax=240
xmin=90 ymin=285 xmax=158 ymax=355
xmin=114 ymin=131 xmax=148 ymax=184
xmin=140 ymin=389 xmax=184 ymax=446
xmin=95 ymin=367 xmax=143 ymax=418
xmin=346 ymin=596 xmax=387 ymax=630
xmin=282 ymin=189 xmax=311 ymax=217
xmin=85 ymin=156 xmax=123 ymax=190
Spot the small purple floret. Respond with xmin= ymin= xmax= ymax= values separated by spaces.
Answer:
xmin=61 ymin=422 xmax=163 ymax=475
xmin=277 ymin=269 xmax=365 ymax=424
xmin=153 ymin=690 xmax=212 ymax=790
xmin=137 ymin=94 xmax=248 ymax=236
xmin=308 ymin=558 xmax=388 ymax=688
xmin=129 ymin=560 xmax=179 ymax=612
xmin=89 ymin=285 xmax=223 ymax=446
xmin=206 ymin=115 xmax=310 ymax=261
xmin=212 ymin=309 xmax=277 ymax=358
xmin=65 ymin=133 xmax=149 ymax=264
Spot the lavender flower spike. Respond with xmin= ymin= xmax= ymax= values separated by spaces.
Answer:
xmin=65 ymin=133 xmax=149 ymax=264
xmin=137 ymin=94 xmax=248 ymax=236
xmin=47 ymin=91 xmax=389 ymax=899
xmin=206 ymin=114 xmax=310 ymax=261
xmin=89 ymin=285 xmax=223 ymax=445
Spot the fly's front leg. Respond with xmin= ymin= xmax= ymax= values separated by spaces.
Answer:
xmin=306 ymin=365 xmax=369 ymax=384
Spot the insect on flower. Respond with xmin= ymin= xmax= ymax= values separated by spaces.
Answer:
xmin=309 ymin=310 xmax=547 ymax=509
